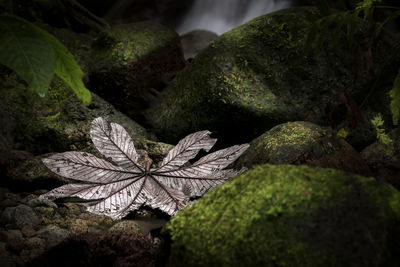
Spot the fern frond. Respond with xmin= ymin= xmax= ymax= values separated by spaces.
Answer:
xmin=371 ymin=113 xmax=394 ymax=156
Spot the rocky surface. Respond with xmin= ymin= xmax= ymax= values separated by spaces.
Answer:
xmin=145 ymin=7 xmax=399 ymax=149
xmin=361 ymin=127 xmax=400 ymax=190
xmin=1 ymin=3 xmax=399 ymax=267
xmin=180 ymin=30 xmax=218 ymax=60
xmin=0 ymin=71 xmax=148 ymax=155
xmin=0 ymin=190 xmax=166 ymax=266
xmin=168 ymin=164 xmax=400 ymax=266
xmin=236 ymin=121 xmax=372 ymax=176
xmin=88 ymin=21 xmax=186 ymax=122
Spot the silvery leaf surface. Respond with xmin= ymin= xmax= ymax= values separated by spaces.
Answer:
xmin=90 ymin=117 xmax=142 ymax=171
xmin=156 ymin=130 xmax=217 ymax=172
xmin=153 ymin=144 xmax=250 ymax=196
xmin=40 ymin=117 xmax=249 ymax=219
xmin=42 ymin=151 xmax=138 ymax=183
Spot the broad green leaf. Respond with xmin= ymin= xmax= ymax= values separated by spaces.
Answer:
xmin=41 ymin=30 xmax=91 ymax=105
xmin=0 ymin=14 xmax=56 ymax=96
xmin=389 ymin=69 xmax=400 ymax=125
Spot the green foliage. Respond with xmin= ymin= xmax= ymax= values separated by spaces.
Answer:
xmin=310 ymin=0 xmax=400 ymax=127
xmin=371 ymin=113 xmax=394 ymax=155
xmin=390 ymin=69 xmax=400 ymax=125
xmin=0 ymin=13 xmax=56 ymax=96
xmin=0 ymin=14 xmax=91 ymax=105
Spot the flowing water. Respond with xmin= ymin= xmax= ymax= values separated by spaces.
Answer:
xmin=177 ymin=0 xmax=291 ymax=35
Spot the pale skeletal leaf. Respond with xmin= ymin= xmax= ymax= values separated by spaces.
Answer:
xmin=157 ymin=130 xmax=217 ymax=172
xmin=153 ymin=144 xmax=249 ymax=196
xmin=40 ymin=117 xmax=248 ymax=219
xmin=42 ymin=151 xmax=138 ymax=183
xmin=90 ymin=117 xmax=142 ymax=171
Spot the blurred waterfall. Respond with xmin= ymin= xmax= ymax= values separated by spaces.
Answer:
xmin=176 ymin=0 xmax=291 ymax=35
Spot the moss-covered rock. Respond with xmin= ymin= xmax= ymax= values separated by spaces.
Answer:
xmin=361 ymin=127 xmax=400 ymax=190
xmin=89 ymin=21 xmax=186 ymax=121
xmin=146 ymin=7 xmax=399 ymax=148
xmin=236 ymin=121 xmax=372 ymax=176
xmin=0 ymin=71 xmax=147 ymax=155
xmin=180 ymin=30 xmax=218 ymax=60
xmin=168 ymin=164 xmax=400 ymax=267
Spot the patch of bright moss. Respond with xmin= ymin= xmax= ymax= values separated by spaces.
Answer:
xmin=237 ymin=121 xmax=329 ymax=167
xmin=92 ymin=21 xmax=181 ymax=68
xmin=168 ymin=164 xmax=400 ymax=267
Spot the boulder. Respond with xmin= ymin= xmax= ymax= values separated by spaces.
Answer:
xmin=168 ymin=164 xmax=400 ymax=266
xmin=361 ymin=127 xmax=400 ymax=190
xmin=88 ymin=21 xmax=186 ymax=121
xmin=0 ymin=71 xmax=148 ymax=155
xmin=0 ymin=191 xmax=166 ymax=266
xmin=29 ymin=231 xmax=157 ymax=267
xmin=236 ymin=121 xmax=372 ymax=176
xmin=180 ymin=30 xmax=218 ymax=60
xmin=145 ymin=7 xmax=399 ymax=149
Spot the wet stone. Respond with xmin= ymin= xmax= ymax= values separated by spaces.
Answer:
xmin=14 ymin=205 xmax=39 ymax=229
xmin=5 ymin=235 xmax=26 ymax=252
xmin=36 ymin=225 xmax=71 ymax=248
xmin=108 ymin=220 xmax=144 ymax=235
xmin=21 ymin=226 xmax=36 ymax=237
xmin=34 ymin=206 xmax=55 ymax=218
xmin=63 ymin=203 xmax=82 ymax=216
xmin=0 ymin=230 xmax=22 ymax=242
xmin=25 ymin=195 xmax=58 ymax=208
xmin=0 ymin=207 xmax=16 ymax=228
xmin=25 ymin=237 xmax=46 ymax=250
xmin=68 ymin=218 xmax=89 ymax=235
xmin=20 ymin=194 xmax=37 ymax=205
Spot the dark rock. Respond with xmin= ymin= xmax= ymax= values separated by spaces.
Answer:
xmin=88 ymin=21 xmax=186 ymax=122
xmin=146 ymin=7 xmax=399 ymax=149
xmin=25 ymin=237 xmax=46 ymax=250
xmin=0 ymin=192 xmax=21 ymax=208
xmin=361 ymin=127 xmax=400 ymax=189
xmin=5 ymin=235 xmax=25 ymax=253
xmin=0 ymin=149 xmax=34 ymax=181
xmin=6 ymin=156 xmax=70 ymax=191
xmin=24 ymin=195 xmax=58 ymax=209
xmin=29 ymin=231 xmax=158 ymax=267
xmin=1 ymin=205 xmax=40 ymax=230
xmin=180 ymin=30 xmax=218 ymax=60
xmin=36 ymin=225 xmax=71 ymax=249
xmin=168 ymin=164 xmax=400 ymax=266
xmin=108 ymin=220 xmax=144 ymax=235
xmin=21 ymin=226 xmax=36 ymax=238
xmin=68 ymin=219 xmax=89 ymax=235
xmin=0 ymin=230 xmax=23 ymax=242
xmin=236 ymin=121 xmax=372 ymax=176
xmin=0 ymin=71 xmax=148 ymax=155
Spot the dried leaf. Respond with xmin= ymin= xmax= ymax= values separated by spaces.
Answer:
xmin=40 ymin=117 xmax=249 ymax=219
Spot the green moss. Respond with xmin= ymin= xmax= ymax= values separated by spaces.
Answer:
xmin=260 ymin=121 xmax=326 ymax=151
xmin=0 ymin=70 xmax=148 ymax=154
xmin=147 ymin=6 xmax=399 ymax=147
xmin=236 ymin=121 xmax=330 ymax=167
xmin=92 ymin=22 xmax=180 ymax=68
xmin=168 ymin=164 xmax=400 ymax=266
